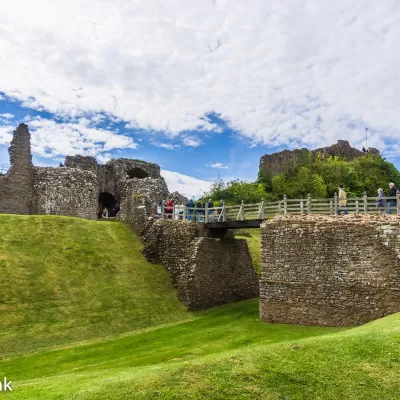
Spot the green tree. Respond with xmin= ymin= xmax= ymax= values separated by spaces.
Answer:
xmin=311 ymin=173 xmax=327 ymax=197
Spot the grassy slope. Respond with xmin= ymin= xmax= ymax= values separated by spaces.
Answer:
xmin=1 ymin=216 xmax=400 ymax=399
xmin=237 ymin=229 xmax=261 ymax=274
xmin=0 ymin=215 xmax=191 ymax=358
xmin=2 ymin=300 xmax=344 ymax=399
xmin=3 ymin=301 xmax=400 ymax=399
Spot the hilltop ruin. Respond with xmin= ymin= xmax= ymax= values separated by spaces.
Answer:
xmin=259 ymin=140 xmax=380 ymax=178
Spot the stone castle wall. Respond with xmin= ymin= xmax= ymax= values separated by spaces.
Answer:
xmin=260 ymin=214 xmax=400 ymax=326
xmin=143 ymin=219 xmax=259 ymax=310
xmin=0 ymin=124 xmax=34 ymax=215
xmin=32 ymin=168 xmax=99 ymax=219
xmin=259 ymin=140 xmax=380 ymax=178
xmin=0 ymin=124 xmax=168 ymax=220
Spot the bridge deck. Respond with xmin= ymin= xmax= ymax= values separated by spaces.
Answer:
xmin=205 ymin=220 xmax=262 ymax=229
xmin=161 ymin=192 xmax=400 ymax=229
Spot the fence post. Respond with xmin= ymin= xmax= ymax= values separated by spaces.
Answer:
xmin=283 ymin=194 xmax=288 ymax=215
xmin=300 ymin=199 xmax=304 ymax=215
xmin=356 ymin=199 xmax=359 ymax=214
xmin=183 ymin=205 xmax=186 ymax=221
xmin=307 ymin=193 xmax=311 ymax=214
xmin=240 ymin=200 xmax=245 ymax=220
xmin=162 ymin=200 xmax=166 ymax=219
xmin=258 ymin=198 xmax=265 ymax=220
xmin=205 ymin=203 xmax=208 ymax=223
xmin=173 ymin=203 xmax=176 ymax=219
xmin=396 ymin=191 xmax=400 ymax=215
xmin=363 ymin=191 xmax=368 ymax=214
xmin=329 ymin=199 xmax=333 ymax=215
xmin=334 ymin=192 xmax=338 ymax=215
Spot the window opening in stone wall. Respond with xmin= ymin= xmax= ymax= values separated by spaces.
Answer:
xmin=126 ymin=167 xmax=149 ymax=179
xmin=98 ymin=192 xmax=119 ymax=218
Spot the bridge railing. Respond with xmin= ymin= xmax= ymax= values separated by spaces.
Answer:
xmin=161 ymin=191 xmax=400 ymax=222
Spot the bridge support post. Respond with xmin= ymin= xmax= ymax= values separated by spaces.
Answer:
xmin=397 ymin=191 xmax=400 ymax=215
xmin=258 ymin=198 xmax=264 ymax=220
xmin=334 ymin=193 xmax=338 ymax=214
xmin=363 ymin=191 xmax=368 ymax=213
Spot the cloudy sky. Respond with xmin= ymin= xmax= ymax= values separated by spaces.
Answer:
xmin=1 ymin=0 xmax=399 ymax=197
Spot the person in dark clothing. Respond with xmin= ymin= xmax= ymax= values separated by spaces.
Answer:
xmin=195 ymin=200 xmax=202 ymax=222
xmin=186 ymin=199 xmax=195 ymax=220
xmin=388 ymin=183 xmax=398 ymax=214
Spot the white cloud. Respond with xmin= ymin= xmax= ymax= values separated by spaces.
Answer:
xmin=0 ymin=1 xmax=399 ymax=152
xmin=0 ymin=113 xmax=14 ymax=119
xmin=0 ymin=125 xmax=13 ymax=145
xmin=206 ymin=162 xmax=228 ymax=169
xmin=150 ymin=140 xmax=181 ymax=150
xmin=96 ymin=152 xmax=112 ymax=164
xmin=161 ymin=170 xmax=211 ymax=199
xmin=182 ymin=136 xmax=202 ymax=147
xmin=11 ymin=116 xmax=138 ymax=159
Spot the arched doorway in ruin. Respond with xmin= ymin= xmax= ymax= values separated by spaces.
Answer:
xmin=126 ymin=167 xmax=149 ymax=179
xmin=98 ymin=192 xmax=120 ymax=218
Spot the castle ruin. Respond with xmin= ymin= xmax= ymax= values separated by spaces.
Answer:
xmin=259 ymin=140 xmax=380 ymax=179
xmin=0 ymin=123 xmax=169 ymax=222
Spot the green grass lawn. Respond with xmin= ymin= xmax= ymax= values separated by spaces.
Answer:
xmin=1 ymin=215 xmax=400 ymax=399
xmin=2 ymin=300 xmax=400 ymax=399
xmin=0 ymin=215 xmax=191 ymax=358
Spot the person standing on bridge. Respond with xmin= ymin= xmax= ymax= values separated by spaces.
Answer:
xmin=166 ymin=199 xmax=173 ymax=218
xmin=376 ymin=188 xmax=387 ymax=215
xmin=186 ymin=199 xmax=195 ymax=221
xmin=195 ymin=200 xmax=202 ymax=222
xmin=388 ymin=183 xmax=398 ymax=214
xmin=337 ymin=185 xmax=348 ymax=215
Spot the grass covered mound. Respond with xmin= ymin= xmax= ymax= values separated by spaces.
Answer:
xmin=1 ymin=300 xmax=344 ymax=399
xmin=0 ymin=215 xmax=191 ymax=358
xmin=2 ymin=300 xmax=400 ymax=399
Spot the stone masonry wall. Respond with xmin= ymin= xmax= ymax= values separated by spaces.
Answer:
xmin=0 ymin=123 xmax=34 ymax=215
xmin=143 ymin=219 xmax=259 ymax=310
xmin=187 ymin=237 xmax=259 ymax=310
xmin=260 ymin=214 xmax=400 ymax=326
xmin=117 ymin=194 xmax=153 ymax=235
xmin=119 ymin=177 xmax=169 ymax=215
xmin=32 ymin=167 xmax=98 ymax=219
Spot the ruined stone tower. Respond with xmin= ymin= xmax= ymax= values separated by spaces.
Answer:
xmin=0 ymin=123 xmax=34 ymax=214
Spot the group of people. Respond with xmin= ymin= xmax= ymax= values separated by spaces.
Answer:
xmin=337 ymin=183 xmax=398 ymax=215
xmin=158 ymin=198 xmax=223 ymax=222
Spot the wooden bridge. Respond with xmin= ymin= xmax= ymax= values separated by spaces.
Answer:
xmin=162 ymin=191 xmax=400 ymax=229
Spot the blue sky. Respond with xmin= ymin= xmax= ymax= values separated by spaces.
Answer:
xmin=1 ymin=0 xmax=400 ymax=197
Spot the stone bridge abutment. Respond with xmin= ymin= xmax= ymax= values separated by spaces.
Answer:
xmin=260 ymin=215 xmax=400 ymax=326
xmin=143 ymin=219 xmax=259 ymax=311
